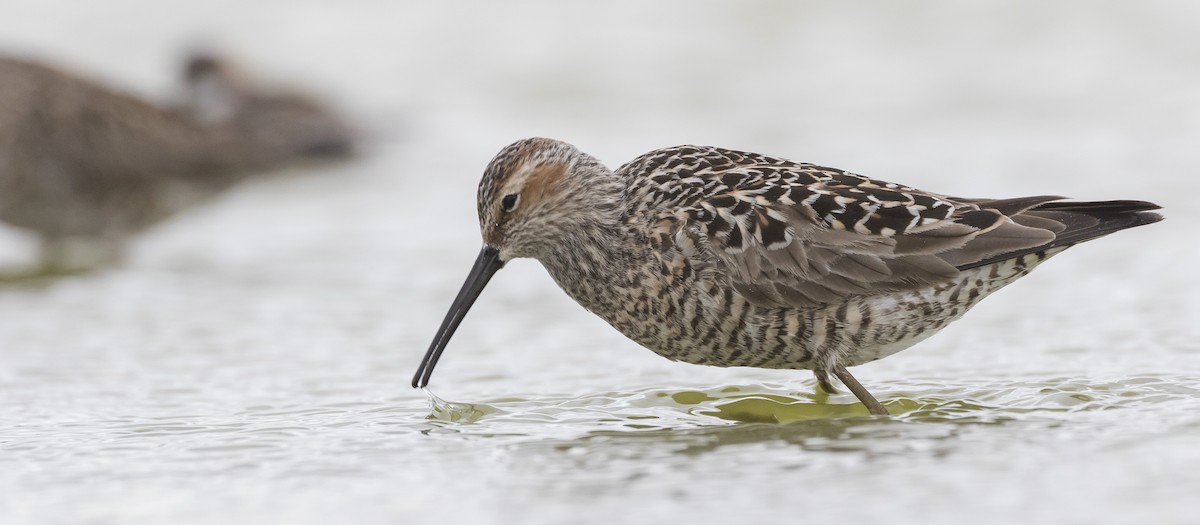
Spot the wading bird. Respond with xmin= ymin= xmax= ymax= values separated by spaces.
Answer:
xmin=414 ymin=138 xmax=1161 ymax=415
xmin=0 ymin=53 xmax=355 ymax=273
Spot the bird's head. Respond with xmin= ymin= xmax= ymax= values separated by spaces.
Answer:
xmin=413 ymin=137 xmax=620 ymax=388
xmin=475 ymin=137 xmax=613 ymax=263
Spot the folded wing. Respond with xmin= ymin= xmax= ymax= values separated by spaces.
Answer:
xmin=628 ymin=146 xmax=1156 ymax=309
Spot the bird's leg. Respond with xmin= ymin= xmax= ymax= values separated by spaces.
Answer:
xmin=813 ymin=369 xmax=838 ymax=394
xmin=832 ymin=365 xmax=889 ymax=416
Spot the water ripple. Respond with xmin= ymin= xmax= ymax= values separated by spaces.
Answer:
xmin=417 ymin=374 xmax=1200 ymax=449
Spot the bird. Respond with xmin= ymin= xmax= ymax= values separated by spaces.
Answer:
xmin=413 ymin=137 xmax=1162 ymax=415
xmin=0 ymin=52 xmax=355 ymax=274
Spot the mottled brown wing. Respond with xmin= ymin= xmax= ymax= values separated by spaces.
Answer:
xmin=628 ymin=146 xmax=1058 ymax=308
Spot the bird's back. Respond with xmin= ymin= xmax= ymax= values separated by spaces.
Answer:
xmin=600 ymin=145 xmax=1160 ymax=371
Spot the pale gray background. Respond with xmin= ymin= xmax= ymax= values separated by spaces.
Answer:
xmin=1 ymin=2 xmax=1197 ymax=524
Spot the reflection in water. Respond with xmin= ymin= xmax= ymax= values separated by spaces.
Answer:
xmin=403 ymin=375 xmax=1200 ymax=504
xmin=418 ymin=374 xmax=1199 ymax=451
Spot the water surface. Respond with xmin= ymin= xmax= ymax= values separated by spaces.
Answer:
xmin=1 ymin=1 xmax=1198 ymax=524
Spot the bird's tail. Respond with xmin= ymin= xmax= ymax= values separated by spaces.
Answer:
xmin=1021 ymin=200 xmax=1163 ymax=249
xmin=956 ymin=199 xmax=1162 ymax=270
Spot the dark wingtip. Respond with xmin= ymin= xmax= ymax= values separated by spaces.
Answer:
xmin=1132 ymin=210 xmax=1164 ymax=227
xmin=956 ymin=199 xmax=1163 ymax=271
xmin=1042 ymin=199 xmax=1164 ymax=229
xmin=1036 ymin=199 xmax=1162 ymax=213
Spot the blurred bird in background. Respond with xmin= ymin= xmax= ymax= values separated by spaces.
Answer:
xmin=0 ymin=52 xmax=356 ymax=277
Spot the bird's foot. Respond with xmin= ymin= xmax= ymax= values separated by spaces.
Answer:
xmin=832 ymin=365 xmax=890 ymax=416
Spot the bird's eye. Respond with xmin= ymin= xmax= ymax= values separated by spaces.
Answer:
xmin=501 ymin=193 xmax=519 ymax=212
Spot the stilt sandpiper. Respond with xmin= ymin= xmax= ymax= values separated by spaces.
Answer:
xmin=414 ymin=138 xmax=1162 ymax=415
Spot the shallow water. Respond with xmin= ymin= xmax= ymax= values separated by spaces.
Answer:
xmin=2 ymin=1 xmax=1199 ymax=524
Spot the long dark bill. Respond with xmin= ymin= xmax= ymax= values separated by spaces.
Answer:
xmin=412 ymin=245 xmax=504 ymax=388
